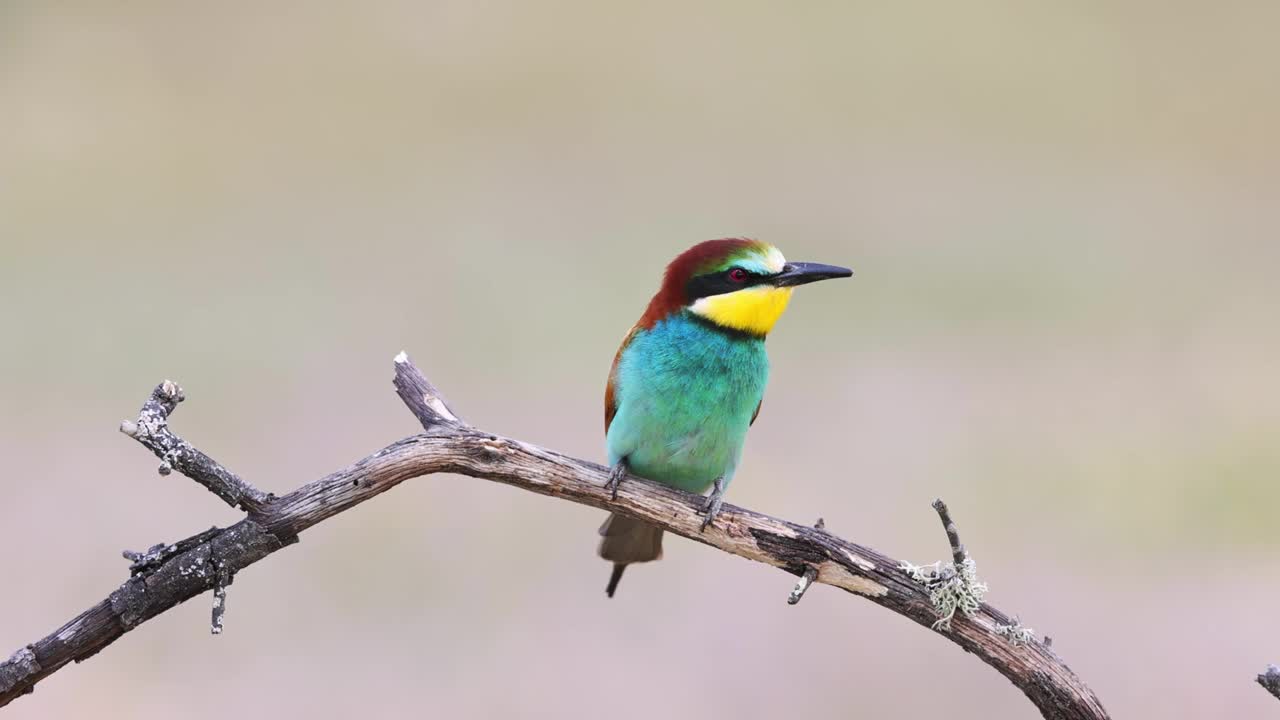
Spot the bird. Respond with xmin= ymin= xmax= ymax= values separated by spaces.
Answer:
xmin=599 ymin=238 xmax=852 ymax=597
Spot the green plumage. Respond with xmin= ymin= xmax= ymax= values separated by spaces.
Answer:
xmin=595 ymin=239 xmax=850 ymax=597
xmin=606 ymin=311 xmax=768 ymax=493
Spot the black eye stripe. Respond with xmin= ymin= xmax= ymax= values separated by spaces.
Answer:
xmin=686 ymin=267 xmax=769 ymax=300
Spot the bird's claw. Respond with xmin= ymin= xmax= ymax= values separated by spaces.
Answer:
xmin=699 ymin=496 xmax=723 ymax=532
xmin=605 ymin=461 xmax=627 ymax=500
xmin=699 ymin=477 xmax=727 ymax=532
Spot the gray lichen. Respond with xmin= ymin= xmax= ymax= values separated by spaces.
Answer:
xmin=0 ymin=647 xmax=40 ymax=695
xmin=899 ymin=557 xmax=988 ymax=631
xmin=994 ymin=617 xmax=1036 ymax=646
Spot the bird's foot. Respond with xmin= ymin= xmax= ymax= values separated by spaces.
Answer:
xmin=700 ymin=477 xmax=726 ymax=532
xmin=605 ymin=461 xmax=628 ymax=500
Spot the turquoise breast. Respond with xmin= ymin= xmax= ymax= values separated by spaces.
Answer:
xmin=606 ymin=311 xmax=769 ymax=493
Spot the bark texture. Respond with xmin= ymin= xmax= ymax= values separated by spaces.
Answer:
xmin=0 ymin=353 xmax=1111 ymax=720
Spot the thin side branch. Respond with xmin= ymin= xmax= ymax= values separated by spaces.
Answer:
xmin=119 ymin=380 xmax=270 ymax=513
xmin=393 ymin=351 xmax=463 ymax=429
xmin=0 ymin=355 xmax=1110 ymax=720
xmin=932 ymin=498 xmax=967 ymax=568
xmin=211 ymin=566 xmax=231 ymax=636
xmin=787 ymin=518 xmax=824 ymax=605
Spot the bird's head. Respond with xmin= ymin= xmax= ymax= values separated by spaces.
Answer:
xmin=639 ymin=238 xmax=852 ymax=337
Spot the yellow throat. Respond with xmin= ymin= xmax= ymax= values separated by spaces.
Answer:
xmin=690 ymin=285 xmax=794 ymax=336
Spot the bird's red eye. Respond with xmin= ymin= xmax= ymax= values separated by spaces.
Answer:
xmin=728 ymin=268 xmax=748 ymax=283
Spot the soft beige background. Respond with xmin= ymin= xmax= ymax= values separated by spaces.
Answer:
xmin=2 ymin=2 xmax=1278 ymax=718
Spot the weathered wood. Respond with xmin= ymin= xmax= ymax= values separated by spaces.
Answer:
xmin=392 ymin=351 xmax=463 ymax=429
xmin=0 ymin=354 xmax=1111 ymax=720
xmin=119 ymin=380 xmax=270 ymax=512
xmin=0 ymin=521 xmax=288 ymax=704
xmin=932 ymin=498 xmax=968 ymax=568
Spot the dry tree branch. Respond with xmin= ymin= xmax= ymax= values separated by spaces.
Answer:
xmin=786 ymin=517 xmax=824 ymax=605
xmin=119 ymin=380 xmax=271 ymax=513
xmin=0 ymin=353 xmax=1111 ymax=720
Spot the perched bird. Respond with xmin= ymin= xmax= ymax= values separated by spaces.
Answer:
xmin=600 ymin=238 xmax=852 ymax=596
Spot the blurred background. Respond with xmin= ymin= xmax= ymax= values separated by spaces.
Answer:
xmin=2 ymin=1 xmax=1278 ymax=718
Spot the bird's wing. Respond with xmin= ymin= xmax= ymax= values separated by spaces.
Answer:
xmin=750 ymin=399 xmax=762 ymax=426
xmin=604 ymin=325 xmax=640 ymax=434
xmin=604 ymin=375 xmax=618 ymax=434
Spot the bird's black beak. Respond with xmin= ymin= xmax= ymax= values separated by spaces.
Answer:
xmin=771 ymin=262 xmax=854 ymax=287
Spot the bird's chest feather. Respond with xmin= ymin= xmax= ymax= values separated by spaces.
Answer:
xmin=608 ymin=314 xmax=768 ymax=491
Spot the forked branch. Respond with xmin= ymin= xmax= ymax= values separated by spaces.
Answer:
xmin=0 ymin=353 xmax=1110 ymax=719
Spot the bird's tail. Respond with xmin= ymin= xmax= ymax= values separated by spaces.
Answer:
xmin=597 ymin=513 xmax=664 ymax=598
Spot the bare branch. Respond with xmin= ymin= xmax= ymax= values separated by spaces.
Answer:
xmin=393 ymin=351 xmax=463 ymax=429
xmin=932 ymin=498 xmax=967 ymax=568
xmin=1259 ymin=665 xmax=1280 ymax=701
xmin=211 ymin=566 xmax=231 ymax=636
xmin=903 ymin=499 xmax=989 ymax=632
xmin=0 ymin=521 xmax=289 ymax=705
xmin=120 ymin=380 xmax=270 ymax=512
xmin=787 ymin=518 xmax=824 ymax=605
xmin=122 ymin=527 xmax=222 ymax=575
xmin=787 ymin=567 xmax=818 ymax=605
xmin=0 ymin=354 xmax=1111 ymax=720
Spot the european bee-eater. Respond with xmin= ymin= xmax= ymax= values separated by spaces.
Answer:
xmin=599 ymin=238 xmax=852 ymax=596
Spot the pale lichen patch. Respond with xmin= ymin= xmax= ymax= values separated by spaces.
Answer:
xmin=994 ymin=617 xmax=1035 ymax=646
xmin=900 ymin=557 xmax=988 ymax=631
